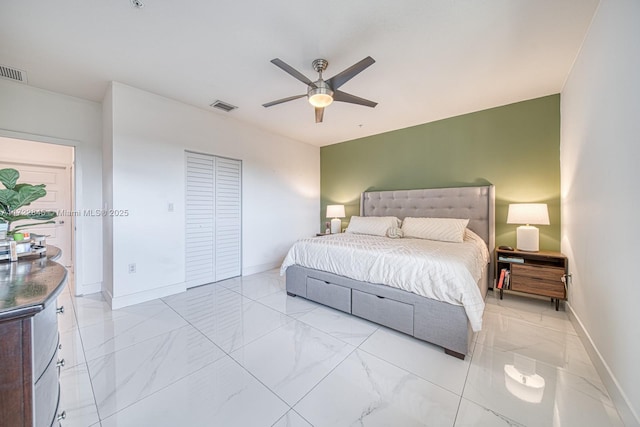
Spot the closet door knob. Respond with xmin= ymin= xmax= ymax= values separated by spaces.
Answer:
xmin=56 ymin=359 xmax=65 ymax=368
xmin=56 ymin=306 xmax=64 ymax=314
xmin=57 ymin=411 xmax=67 ymax=421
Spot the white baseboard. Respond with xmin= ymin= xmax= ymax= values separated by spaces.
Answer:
xmin=101 ymin=287 xmax=114 ymax=310
xmin=77 ymin=281 xmax=101 ymax=296
xmin=567 ymin=302 xmax=640 ymax=427
xmin=242 ymin=261 xmax=281 ymax=276
xmin=106 ymin=282 xmax=186 ymax=310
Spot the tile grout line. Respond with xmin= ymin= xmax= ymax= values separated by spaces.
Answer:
xmin=160 ymin=292 xmax=298 ymax=424
xmin=60 ymin=287 xmax=102 ymax=424
xmin=179 ymin=281 xmax=372 ymax=422
xmin=87 ymin=297 xmax=228 ymax=423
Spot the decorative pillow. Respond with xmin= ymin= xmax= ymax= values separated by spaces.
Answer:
xmin=345 ymin=216 xmax=401 ymax=237
xmin=386 ymin=226 xmax=404 ymax=239
xmin=401 ymin=217 xmax=470 ymax=243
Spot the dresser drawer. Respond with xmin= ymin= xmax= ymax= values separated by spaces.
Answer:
xmin=307 ymin=277 xmax=351 ymax=313
xmin=511 ymin=264 xmax=565 ymax=298
xmin=33 ymin=301 xmax=60 ymax=381
xmin=352 ymin=289 xmax=414 ymax=335
xmin=34 ymin=349 xmax=61 ymax=427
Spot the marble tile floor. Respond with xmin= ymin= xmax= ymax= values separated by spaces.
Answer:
xmin=56 ymin=270 xmax=625 ymax=426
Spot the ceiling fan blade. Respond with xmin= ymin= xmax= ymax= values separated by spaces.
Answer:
xmin=315 ymin=107 xmax=324 ymax=123
xmin=262 ymin=94 xmax=306 ymax=108
xmin=333 ymin=90 xmax=377 ymax=108
xmin=326 ymin=56 xmax=375 ymax=90
xmin=270 ymin=58 xmax=317 ymax=88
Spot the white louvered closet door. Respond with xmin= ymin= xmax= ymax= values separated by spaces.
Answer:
xmin=214 ymin=157 xmax=241 ymax=281
xmin=185 ymin=152 xmax=241 ymax=288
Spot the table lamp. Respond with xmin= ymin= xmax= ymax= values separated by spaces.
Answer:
xmin=326 ymin=204 xmax=345 ymax=234
xmin=506 ymin=203 xmax=549 ymax=252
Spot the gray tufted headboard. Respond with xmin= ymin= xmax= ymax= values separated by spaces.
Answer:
xmin=360 ymin=185 xmax=495 ymax=250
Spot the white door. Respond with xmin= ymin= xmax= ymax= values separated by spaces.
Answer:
xmin=185 ymin=152 xmax=215 ymax=288
xmin=214 ymin=157 xmax=241 ymax=281
xmin=0 ymin=161 xmax=73 ymax=267
xmin=185 ymin=152 xmax=241 ymax=288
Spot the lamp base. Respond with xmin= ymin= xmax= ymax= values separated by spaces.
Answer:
xmin=330 ymin=218 xmax=341 ymax=234
xmin=516 ymin=226 xmax=539 ymax=252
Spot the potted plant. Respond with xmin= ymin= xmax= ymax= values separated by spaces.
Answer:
xmin=0 ymin=168 xmax=57 ymax=239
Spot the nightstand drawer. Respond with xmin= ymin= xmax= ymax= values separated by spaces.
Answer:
xmin=511 ymin=264 xmax=565 ymax=298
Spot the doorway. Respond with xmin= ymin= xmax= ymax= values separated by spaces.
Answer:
xmin=0 ymin=138 xmax=75 ymax=269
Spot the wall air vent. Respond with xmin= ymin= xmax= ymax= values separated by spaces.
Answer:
xmin=210 ymin=100 xmax=238 ymax=112
xmin=0 ymin=65 xmax=28 ymax=84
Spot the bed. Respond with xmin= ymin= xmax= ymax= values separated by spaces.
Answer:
xmin=282 ymin=185 xmax=495 ymax=359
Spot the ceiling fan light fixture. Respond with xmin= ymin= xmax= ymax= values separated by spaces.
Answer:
xmin=308 ymin=81 xmax=334 ymax=108
xmin=308 ymin=92 xmax=333 ymax=108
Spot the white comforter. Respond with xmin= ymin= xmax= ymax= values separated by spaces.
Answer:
xmin=280 ymin=231 xmax=489 ymax=332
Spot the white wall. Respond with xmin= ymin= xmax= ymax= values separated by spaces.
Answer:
xmin=104 ymin=82 xmax=319 ymax=308
xmin=0 ymin=80 xmax=103 ymax=296
xmin=561 ymin=1 xmax=640 ymax=425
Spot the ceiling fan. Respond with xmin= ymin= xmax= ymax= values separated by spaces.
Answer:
xmin=262 ymin=56 xmax=377 ymax=123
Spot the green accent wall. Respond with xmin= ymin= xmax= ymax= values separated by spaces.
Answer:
xmin=320 ymin=94 xmax=561 ymax=251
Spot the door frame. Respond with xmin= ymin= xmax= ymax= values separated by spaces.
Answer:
xmin=0 ymin=129 xmax=82 ymax=294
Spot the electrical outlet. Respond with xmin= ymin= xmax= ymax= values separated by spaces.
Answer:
xmin=168 ymin=203 xmax=174 ymax=212
xmin=128 ymin=263 xmax=136 ymax=273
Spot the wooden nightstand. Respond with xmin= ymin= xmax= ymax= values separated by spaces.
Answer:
xmin=495 ymin=248 xmax=569 ymax=310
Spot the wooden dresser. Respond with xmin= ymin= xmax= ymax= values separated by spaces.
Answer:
xmin=0 ymin=247 xmax=68 ymax=426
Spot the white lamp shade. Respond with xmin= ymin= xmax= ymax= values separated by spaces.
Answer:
xmin=326 ymin=204 xmax=345 ymax=218
xmin=507 ymin=204 xmax=549 ymax=225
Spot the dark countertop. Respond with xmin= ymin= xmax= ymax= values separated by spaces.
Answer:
xmin=0 ymin=246 xmax=67 ymax=322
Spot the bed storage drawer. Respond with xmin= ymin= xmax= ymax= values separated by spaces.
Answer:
xmin=352 ymin=290 xmax=414 ymax=335
xmin=306 ymin=277 xmax=351 ymax=313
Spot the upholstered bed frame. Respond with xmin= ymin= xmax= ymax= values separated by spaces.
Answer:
xmin=285 ymin=185 xmax=495 ymax=359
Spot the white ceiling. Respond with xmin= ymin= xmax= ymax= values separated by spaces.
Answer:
xmin=0 ymin=0 xmax=599 ymax=147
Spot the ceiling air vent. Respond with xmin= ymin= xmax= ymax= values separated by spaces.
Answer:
xmin=0 ymin=65 xmax=28 ymax=84
xmin=210 ymin=100 xmax=238 ymax=112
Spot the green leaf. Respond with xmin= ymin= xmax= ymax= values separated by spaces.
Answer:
xmin=12 ymin=220 xmax=56 ymax=231
xmin=27 ymin=210 xmax=57 ymax=220
xmin=1 ymin=214 xmax=33 ymax=222
xmin=0 ymin=189 xmax=16 ymax=209
xmin=0 ymin=168 xmax=19 ymax=190
xmin=12 ymin=184 xmax=47 ymax=209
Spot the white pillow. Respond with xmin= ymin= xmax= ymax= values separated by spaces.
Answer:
xmin=401 ymin=217 xmax=470 ymax=243
xmin=345 ymin=216 xmax=401 ymax=237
